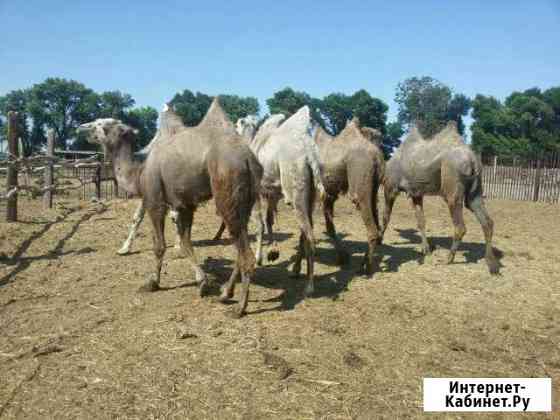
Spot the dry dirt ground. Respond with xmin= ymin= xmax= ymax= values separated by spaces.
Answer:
xmin=0 ymin=194 xmax=558 ymax=419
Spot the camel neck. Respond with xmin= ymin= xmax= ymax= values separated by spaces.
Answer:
xmin=110 ymin=143 xmax=141 ymax=196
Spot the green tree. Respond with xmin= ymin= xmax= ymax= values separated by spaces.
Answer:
xmin=384 ymin=121 xmax=404 ymax=157
xmin=0 ymin=89 xmax=31 ymax=154
xmin=395 ymin=76 xmax=471 ymax=137
xmin=471 ymin=87 xmax=560 ymax=157
xmin=266 ymin=87 xmax=317 ymax=118
xmin=170 ymin=89 xmax=259 ymax=126
xmin=98 ymin=91 xmax=135 ymax=118
xmin=26 ymin=78 xmax=100 ymax=149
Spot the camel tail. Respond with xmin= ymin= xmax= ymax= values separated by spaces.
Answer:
xmin=465 ymin=154 xmax=483 ymax=211
xmin=302 ymin=130 xmax=326 ymax=202
xmin=247 ymin=154 xmax=263 ymax=206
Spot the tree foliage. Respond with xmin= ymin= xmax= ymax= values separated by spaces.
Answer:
xmin=170 ymin=89 xmax=259 ymax=126
xmin=320 ymin=89 xmax=388 ymax=135
xmin=0 ymin=78 xmax=158 ymax=153
xmin=471 ymin=87 xmax=560 ymax=157
xmin=395 ymin=76 xmax=471 ymax=137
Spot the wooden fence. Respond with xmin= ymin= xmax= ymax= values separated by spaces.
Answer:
xmin=1 ymin=113 xmax=128 ymax=222
xmin=481 ymin=153 xmax=560 ymax=203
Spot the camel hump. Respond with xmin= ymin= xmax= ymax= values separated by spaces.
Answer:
xmin=159 ymin=103 xmax=187 ymax=137
xmin=349 ymin=116 xmax=361 ymax=127
xmin=253 ymin=114 xmax=286 ymax=144
xmin=313 ymin=125 xmax=333 ymax=147
xmin=435 ymin=120 xmax=464 ymax=144
xmin=199 ymin=97 xmax=235 ymax=132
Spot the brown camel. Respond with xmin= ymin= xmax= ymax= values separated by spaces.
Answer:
xmin=382 ymin=121 xmax=499 ymax=274
xmin=313 ymin=118 xmax=385 ymax=275
xmin=78 ymin=98 xmax=263 ymax=317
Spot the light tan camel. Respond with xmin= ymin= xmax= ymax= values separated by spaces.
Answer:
xmin=314 ymin=118 xmax=385 ymax=275
xmin=78 ymin=98 xmax=263 ymax=317
xmin=382 ymin=121 xmax=499 ymax=274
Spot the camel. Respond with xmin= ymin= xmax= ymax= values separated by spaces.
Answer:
xmin=78 ymin=98 xmax=263 ymax=317
xmin=118 ymin=108 xmax=267 ymax=266
xmin=382 ymin=121 xmax=499 ymax=275
xmin=117 ymin=104 xmax=184 ymax=256
xmin=313 ymin=118 xmax=385 ymax=275
xmin=216 ymin=108 xmax=326 ymax=296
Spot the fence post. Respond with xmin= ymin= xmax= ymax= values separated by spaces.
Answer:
xmin=95 ymin=157 xmax=102 ymax=200
xmin=533 ymin=158 xmax=542 ymax=202
xmin=6 ymin=111 xmax=19 ymax=222
xmin=43 ymin=129 xmax=55 ymax=209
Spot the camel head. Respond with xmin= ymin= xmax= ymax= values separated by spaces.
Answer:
xmin=77 ymin=118 xmax=139 ymax=153
xmin=235 ymin=115 xmax=259 ymax=140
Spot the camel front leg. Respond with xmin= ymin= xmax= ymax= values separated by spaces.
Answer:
xmin=117 ymin=201 xmax=145 ymax=255
xmin=411 ymin=196 xmax=431 ymax=255
xmin=175 ymin=207 xmax=209 ymax=296
xmin=446 ymin=198 xmax=466 ymax=265
xmin=140 ymin=206 xmax=167 ymax=292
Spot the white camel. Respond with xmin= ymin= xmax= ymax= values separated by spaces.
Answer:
xmin=216 ymin=108 xmax=326 ymax=296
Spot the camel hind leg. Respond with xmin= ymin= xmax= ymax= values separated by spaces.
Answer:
xmin=357 ymin=186 xmax=382 ymax=276
xmin=411 ymin=196 xmax=431 ymax=255
xmin=323 ymin=195 xmax=350 ymax=266
xmin=210 ymin=164 xmax=257 ymax=318
xmin=292 ymin=172 xmax=316 ymax=297
xmin=444 ymin=188 xmax=467 ymax=265
xmin=467 ymin=195 xmax=499 ymax=275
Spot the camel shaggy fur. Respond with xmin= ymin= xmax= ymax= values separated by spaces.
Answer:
xmin=78 ymin=98 xmax=263 ymax=317
xmin=216 ymin=108 xmax=326 ymax=296
xmin=382 ymin=121 xmax=499 ymax=274
xmin=313 ymin=118 xmax=385 ymax=275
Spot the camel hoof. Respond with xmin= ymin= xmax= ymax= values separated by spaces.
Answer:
xmin=139 ymin=280 xmax=159 ymax=293
xmin=199 ymin=281 xmax=212 ymax=298
xmin=304 ymin=284 xmax=315 ymax=298
xmin=267 ymin=249 xmax=280 ymax=262
xmin=487 ymin=258 xmax=499 ymax=275
xmin=421 ymin=245 xmax=432 ymax=255
xmin=226 ymin=306 xmax=245 ymax=319
xmin=335 ymin=249 xmax=350 ymax=266
xmin=117 ymin=248 xmax=130 ymax=256
xmin=218 ymin=287 xmax=234 ymax=303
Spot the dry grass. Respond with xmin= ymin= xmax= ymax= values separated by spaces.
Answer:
xmin=0 ymin=194 xmax=558 ymax=419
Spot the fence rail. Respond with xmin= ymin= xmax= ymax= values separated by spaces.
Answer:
xmin=481 ymin=153 xmax=560 ymax=203
xmin=1 ymin=113 xmax=128 ymax=222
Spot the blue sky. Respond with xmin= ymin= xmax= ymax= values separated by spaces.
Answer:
xmin=1 ymin=0 xmax=559 ymax=127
